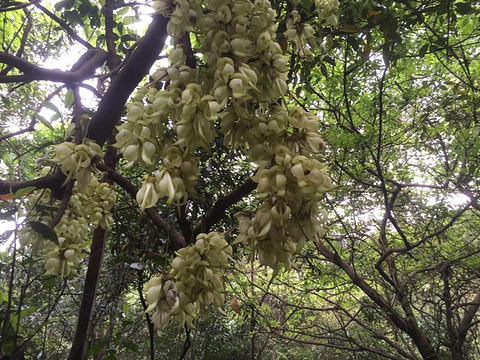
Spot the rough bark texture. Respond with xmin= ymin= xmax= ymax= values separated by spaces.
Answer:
xmin=67 ymin=228 xmax=107 ymax=360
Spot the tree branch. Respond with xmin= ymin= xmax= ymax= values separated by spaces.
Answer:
xmin=193 ymin=178 xmax=256 ymax=237
xmin=315 ymin=239 xmax=438 ymax=360
xmin=0 ymin=0 xmax=39 ymax=12
xmin=0 ymin=49 xmax=107 ymax=83
xmin=48 ymin=180 xmax=74 ymax=228
xmin=458 ymin=292 xmax=480 ymax=342
xmin=104 ymin=0 xmax=122 ymax=70
xmin=0 ymin=171 xmax=64 ymax=197
xmin=86 ymin=14 xmax=169 ymax=146
xmin=68 ymin=227 xmax=106 ymax=360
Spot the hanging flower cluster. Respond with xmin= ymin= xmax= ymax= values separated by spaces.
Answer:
xmin=124 ymin=0 xmax=335 ymax=330
xmin=285 ymin=0 xmax=340 ymax=57
xmin=136 ymin=145 xmax=198 ymax=210
xmin=314 ymin=0 xmax=340 ymax=26
xmin=43 ymin=208 xmax=89 ymax=276
xmin=73 ymin=178 xmax=116 ymax=230
xmin=18 ymin=175 xmax=116 ymax=277
xmin=237 ymin=136 xmax=331 ymax=274
xmin=286 ymin=10 xmax=316 ymax=58
xmin=114 ymin=89 xmax=164 ymax=170
xmin=51 ymin=139 xmax=103 ymax=190
xmin=146 ymin=232 xmax=232 ymax=331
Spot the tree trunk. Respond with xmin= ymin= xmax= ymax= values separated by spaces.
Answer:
xmin=68 ymin=228 xmax=107 ymax=360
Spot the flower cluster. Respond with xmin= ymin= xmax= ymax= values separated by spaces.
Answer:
xmin=136 ymin=145 xmax=198 ymax=210
xmin=114 ymin=89 xmax=164 ymax=170
xmin=146 ymin=232 xmax=232 ymax=331
xmin=43 ymin=210 xmax=89 ymax=276
xmin=237 ymin=140 xmax=331 ymax=274
xmin=73 ymin=179 xmax=116 ymax=230
xmin=314 ymin=0 xmax=340 ymax=26
xmin=51 ymin=139 xmax=103 ymax=190
xmin=146 ymin=275 xmax=198 ymax=331
xmin=115 ymin=0 xmax=333 ymax=276
xmin=286 ymin=10 xmax=316 ymax=58
xmin=154 ymin=0 xmax=194 ymax=37
xmin=18 ymin=176 xmax=116 ymax=277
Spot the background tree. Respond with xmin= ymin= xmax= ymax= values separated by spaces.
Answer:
xmin=0 ymin=1 xmax=479 ymax=360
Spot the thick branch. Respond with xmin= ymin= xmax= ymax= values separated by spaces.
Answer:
xmin=0 ymin=171 xmax=64 ymax=196
xmin=193 ymin=178 xmax=256 ymax=237
xmin=86 ymin=14 xmax=169 ymax=146
xmin=104 ymin=0 xmax=122 ymax=70
xmin=0 ymin=49 xmax=107 ymax=83
xmin=458 ymin=292 xmax=480 ymax=342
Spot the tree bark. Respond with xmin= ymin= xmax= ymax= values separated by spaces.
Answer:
xmin=68 ymin=228 xmax=107 ymax=360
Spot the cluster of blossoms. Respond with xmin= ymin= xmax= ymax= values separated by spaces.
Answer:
xmin=115 ymin=0 xmax=336 ymax=330
xmin=136 ymin=145 xmax=198 ymax=211
xmin=18 ymin=136 xmax=116 ymax=276
xmin=18 ymin=172 xmax=116 ymax=277
xmin=286 ymin=10 xmax=316 ymax=58
xmin=51 ymin=139 xmax=103 ymax=191
xmin=114 ymin=89 xmax=165 ymax=170
xmin=236 ymin=109 xmax=332 ymax=274
xmin=286 ymin=0 xmax=339 ymax=57
xmin=314 ymin=0 xmax=340 ymax=26
xmin=145 ymin=232 xmax=232 ymax=330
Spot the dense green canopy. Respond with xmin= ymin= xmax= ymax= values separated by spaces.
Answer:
xmin=0 ymin=0 xmax=479 ymax=359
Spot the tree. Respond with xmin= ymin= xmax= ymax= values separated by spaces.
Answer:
xmin=0 ymin=1 xmax=479 ymax=360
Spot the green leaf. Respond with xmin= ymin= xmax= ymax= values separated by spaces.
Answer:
xmin=27 ymin=221 xmax=58 ymax=244
xmin=418 ymin=44 xmax=429 ymax=58
xmin=323 ymin=56 xmax=335 ymax=66
xmin=41 ymin=275 xmax=56 ymax=288
xmin=455 ymin=2 xmax=472 ymax=15
xmin=340 ymin=24 xmax=363 ymax=34
xmin=123 ymin=341 xmax=138 ymax=352
xmin=104 ymin=350 xmax=117 ymax=360
xmin=36 ymin=114 xmax=54 ymax=130
xmin=1 ymin=339 xmax=15 ymax=356
xmin=14 ymin=186 xmax=36 ymax=198
xmin=54 ymin=0 xmax=74 ymax=11
xmin=51 ymin=114 xmax=61 ymax=122
xmin=42 ymin=101 xmax=61 ymax=115
xmin=65 ymin=89 xmax=74 ymax=109
xmin=19 ymin=306 xmax=39 ymax=320
xmin=123 ymin=16 xmax=140 ymax=26
xmin=88 ymin=338 xmax=110 ymax=356
xmin=116 ymin=7 xmax=130 ymax=16
xmin=121 ymin=34 xmax=137 ymax=43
